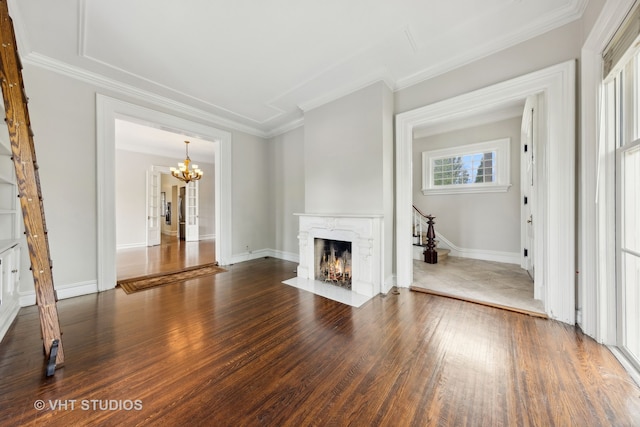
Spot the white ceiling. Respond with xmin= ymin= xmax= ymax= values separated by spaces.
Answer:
xmin=10 ymin=0 xmax=587 ymax=138
xmin=114 ymin=119 xmax=216 ymax=161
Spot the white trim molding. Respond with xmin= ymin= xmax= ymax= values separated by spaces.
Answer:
xmin=421 ymin=232 xmax=521 ymax=265
xmin=580 ymin=0 xmax=637 ymax=346
xmin=229 ymin=248 xmax=299 ymax=265
xmin=0 ymin=298 xmax=20 ymax=343
xmin=18 ymin=280 xmax=98 ymax=307
xmin=396 ymin=60 xmax=576 ymax=325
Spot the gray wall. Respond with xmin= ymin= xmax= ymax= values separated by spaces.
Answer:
xmin=395 ymin=20 xmax=583 ymax=114
xmin=304 ymin=82 xmax=391 ymax=215
xmin=23 ymin=65 xmax=98 ymax=293
xmin=303 ymin=81 xmax=394 ymax=283
xmin=269 ymin=126 xmax=305 ymax=256
xmin=413 ymin=117 xmax=522 ymax=253
xmin=17 ymin=13 xmax=590 ymax=296
xmin=21 ymin=64 xmax=273 ymax=294
xmin=231 ymin=131 xmax=272 ymax=254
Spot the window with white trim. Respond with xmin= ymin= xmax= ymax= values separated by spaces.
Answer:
xmin=421 ymin=138 xmax=511 ymax=195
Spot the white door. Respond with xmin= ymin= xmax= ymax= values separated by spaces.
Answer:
xmin=146 ymin=170 xmax=161 ymax=246
xmin=521 ymin=95 xmax=537 ymax=280
xmin=184 ymin=181 xmax=199 ymax=241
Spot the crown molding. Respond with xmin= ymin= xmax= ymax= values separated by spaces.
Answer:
xmin=298 ymin=70 xmax=395 ymax=113
xmin=395 ymin=0 xmax=588 ymax=90
xmin=266 ymin=117 xmax=305 ymax=139
xmin=22 ymin=52 xmax=271 ymax=139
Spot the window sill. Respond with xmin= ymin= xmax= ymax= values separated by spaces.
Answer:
xmin=422 ymin=184 xmax=512 ymax=195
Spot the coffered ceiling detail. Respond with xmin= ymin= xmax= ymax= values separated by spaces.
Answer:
xmin=9 ymin=0 xmax=587 ymax=137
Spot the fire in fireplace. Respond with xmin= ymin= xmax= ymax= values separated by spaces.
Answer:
xmin=314 ymin=238 xmax=352 ymax=289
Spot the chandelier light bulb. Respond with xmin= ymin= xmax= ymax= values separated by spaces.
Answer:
xmin=171 ymin=140 xmax=203 ymax=184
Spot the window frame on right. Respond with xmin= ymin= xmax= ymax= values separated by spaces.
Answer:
xmin=421 ymin=138 xmax=512 ymax=195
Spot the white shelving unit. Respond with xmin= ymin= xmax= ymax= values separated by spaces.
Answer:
xmin=0 ymin=128 xmax=19 ymax=241
xmin=0 ymin=109 xmax=22 ymax=341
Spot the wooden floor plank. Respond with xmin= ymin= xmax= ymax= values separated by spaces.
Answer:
xmin=1 ymin=257 xmax=639 ymax=426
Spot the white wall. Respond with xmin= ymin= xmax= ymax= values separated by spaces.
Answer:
xmin=269 ymin=126 xmax=305 ymax=257
xmin=115 ymin=149 xmax=215 ymax=247
xmin=413 ymin=117 xmax=522 ymax=253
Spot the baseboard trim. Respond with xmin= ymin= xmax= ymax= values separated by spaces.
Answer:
xmin=19 ymin=280 xmax=99 ymax=307
xmin=608 ymin=346 xmax=640 ymax=387
xmin=426 ymin=232 xmax=521 ymax=265
xmin=229 ymin=249 xmax=299 ymax=265
xmin=0 ymin=298 xmax=21 ymax=343
xmin=116 ymin=242 xmax=146 ymax=250
xmin=383 ymin=274 xmax=397 ymax=293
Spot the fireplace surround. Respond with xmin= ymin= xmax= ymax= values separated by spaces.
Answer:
xmin=293 ymin=213 xmax=383 ymax=300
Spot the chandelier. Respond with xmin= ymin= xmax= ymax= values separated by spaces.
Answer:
xmin=170 ymin=140 xmax=203 ymax=183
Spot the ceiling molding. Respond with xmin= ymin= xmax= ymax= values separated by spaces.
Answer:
xmin=11 ymin=0 xmax=588 ymax=141
xmin=395 ymin=0 xmax=589 ymax=90
xmin=22 ymin=52 xmax=270 ymax=138
xmin=266 ymin=117 xmax=305 ymax=139
xmin=77 ymin=0 xmax=87 ymax=56
xmin=80 ymin=51 xmax=286 ymax=127
xmin=76 ymin=0 xmax=284 ymax=127
xmin=404 ymin=26 xmax=419 ymax=53
xmin=298 ymin=70 xmax=395 ymax=113
xmin=413 ymin=104 xmax=524 ymax=139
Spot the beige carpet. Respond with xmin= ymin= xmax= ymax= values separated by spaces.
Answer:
xmin=118 ymin=263 xmax=225 ymax=294
xmin=411 ymin=257 xmax=546 ymax=317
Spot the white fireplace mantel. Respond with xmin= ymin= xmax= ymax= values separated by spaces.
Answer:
xmin=295 ymin=213 xmax=384 ymax=298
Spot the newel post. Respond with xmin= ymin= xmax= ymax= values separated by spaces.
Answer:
xmin=424 ymin=215 xmax=437 ymax=264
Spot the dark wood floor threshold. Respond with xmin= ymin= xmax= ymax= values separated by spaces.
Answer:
xmin=410 ymin=285 xmax=549 ymax=319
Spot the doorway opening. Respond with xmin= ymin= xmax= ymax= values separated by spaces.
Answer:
xmin=97 ymin=94 xmax=232 ymax=291
xmin=113 ymin=119 xmax=215 ymax=281
xmin=395 ymin=61 xmax=576 ymax=324
xmin=408 ymin=96 xmax=543 ymax=316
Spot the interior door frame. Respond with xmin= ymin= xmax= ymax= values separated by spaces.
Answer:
xmin=395 ymin=60 xmax=576 ymax=325
xmin=97 ymin=94 xmax=232 ymax=291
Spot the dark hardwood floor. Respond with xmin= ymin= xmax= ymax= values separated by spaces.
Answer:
xmin=1 ymin=256 xmax=640 ymax=426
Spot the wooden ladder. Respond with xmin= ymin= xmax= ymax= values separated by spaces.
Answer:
xmin=0 ymin=0 xmax=64 ymax=375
